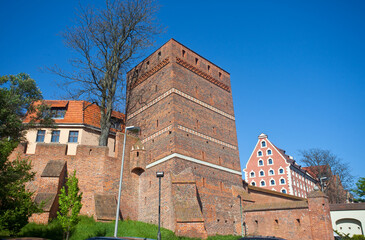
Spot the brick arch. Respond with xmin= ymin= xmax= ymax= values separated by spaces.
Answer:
xmin=131 ymin=167 xmax=145 ymax=176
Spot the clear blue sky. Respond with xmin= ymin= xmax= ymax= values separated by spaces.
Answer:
xmin=1 ymin=1 xmax=364 ymax=184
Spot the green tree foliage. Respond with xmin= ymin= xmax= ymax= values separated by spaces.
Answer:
xmin=57 ymin=170 xmax=83 ymax=240
xmin=353 ymin=177 xmax=365 ymax=202
xmin=0 ymin=73 xmax=49 ymax=235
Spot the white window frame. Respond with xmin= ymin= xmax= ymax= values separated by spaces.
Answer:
xmin=267 ymin=158 xmax=273 ymax=165
xmin=251 ymin=181 xmax=256 ymax=186
xmin=281 ymin=188 xmax=287 ymax=194
xmin=261 ymin=140 xmax=267 ymax=148
xmin=258 ymin=159 xmax=264 ymax=166
xmin=259 ymin=170 xmax=265 ymax=177
xmin=257 ymin=150 xmax=263 ymax=157
xmin=250 ymin=171 xmax=255 ymax=178
xmin=270 ymin=178 xmax=276 ymax=186
xmin=280 ymin=177 xmax=286 ymax=185
xmin=266 ymin=148 xmax=272 ymax=156
xmin=278 ymin=167 xmax=284 ymax=175
xmin=260 ymin=180 xmax=266 ymax=187
xmin=268 ymin=168 xmax=275 ymax=176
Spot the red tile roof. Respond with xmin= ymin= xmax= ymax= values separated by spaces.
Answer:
xmin=24 ymin=100 xmax=125 ymax=132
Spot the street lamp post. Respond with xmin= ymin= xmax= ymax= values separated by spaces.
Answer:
xmin=237 ymin=195 xmax=244 ymax=237
xmin=156 ymin=171 xmax=164 ymax=240
xmin=114 ymin=126 xmax=140 ymax=237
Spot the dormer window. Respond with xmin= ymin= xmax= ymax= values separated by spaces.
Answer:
xmin=111 ymin=117 xmax=123 ymax=130
xmin=50 ymin=107 xmax=66 ymax=119
xmin=261 ymin=141 xmax=266 ymax=147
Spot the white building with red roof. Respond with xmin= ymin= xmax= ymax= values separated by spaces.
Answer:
xmin=23 ymin=100 xmax=124 ymax=156
xmin=243 ymin=133 xmax=318 ymax=197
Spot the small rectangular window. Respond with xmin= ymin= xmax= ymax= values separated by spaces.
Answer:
xmin=68 ymin=131 xmax=79 ymax=143
xmin=36 ymin=130 xmax=46 ymax=142
xmin=51 ymin=107 xmax=66 ymax=119
xmin=51 ymin=130 xmax=60 ymax=143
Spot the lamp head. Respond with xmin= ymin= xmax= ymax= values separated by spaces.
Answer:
xmin=126 ymin=126 xmax=140 ymax=133
xmin=156 ymin=171 xmax=164 ymax=178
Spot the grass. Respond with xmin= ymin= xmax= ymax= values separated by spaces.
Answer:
xmin=10 ymin=216 xmax=240 ymax=240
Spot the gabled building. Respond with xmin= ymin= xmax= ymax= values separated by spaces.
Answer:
xmin=244 ymin=133 xmax=317 ymax=197
xmin=23 ymin=100 xmax=124 ymax=156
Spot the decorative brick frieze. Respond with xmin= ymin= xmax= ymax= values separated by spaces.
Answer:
xmin=141 ymin=125 xmax=172 ymax=144
xmin=175 ymin=57 xmax=231 ymax=92
xmin=127 ymin=88 xmax=235 ymax=120
xmin=178 ymin=125 xmax=237 ymax=150
xmin=129 ymin=57 xmax=170 ymax=90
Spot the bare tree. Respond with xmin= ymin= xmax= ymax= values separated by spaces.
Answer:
xmin=299 ymin=148 xmax=353 ymax=203
xmin=51 ymin=0 xmax=161 ymax=146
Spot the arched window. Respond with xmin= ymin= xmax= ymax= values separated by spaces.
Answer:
xmin=267 ymin=149 xmax=272 ymax=155
xmin=261 ymin=141 xmax=266 ymax=147
xmin=258 ymin=160 xmax=263 ymax=166
xmin=260 ymin=170 xmax=265 ymax=176
xmin=279 ymin=168 xmax=284 ymax=174
xmin=281 ymin=189 xmax=287 ymax=194
xmin=250 ymin=171 xmax=255 ymax=178
xmin=280 ymin=178 xmax=285 ymax=184
xmin=268 ymin=158 xmax=273 ymax=165
xmin=260 ymin=181 xmax=266 ymax=186
xmin=251 ymin=181 xmax=256 ymax=186
xmin=258 ymin=151 xmax=263 ymax=156
xmin=269 ymin=169 xmax=274 ymax=175
xmin=270 ymin=180 xmax=275 ymax=186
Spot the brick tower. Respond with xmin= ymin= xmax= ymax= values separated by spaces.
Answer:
xmin=123 ymin=39 xmax=243 ymax=238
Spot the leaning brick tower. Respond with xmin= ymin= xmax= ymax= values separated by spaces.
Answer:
xmin=124 ymin=39 xmax=243 ymax=238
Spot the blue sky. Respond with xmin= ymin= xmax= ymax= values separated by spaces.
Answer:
xmin=1 ymin=1 xmax=364 ymax=184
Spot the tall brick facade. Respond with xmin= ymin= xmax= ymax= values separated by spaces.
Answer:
xmin=125 ymin=39 xmax=242 ymax=238
xmin=10 ymin=39 xmax=334 ymax=239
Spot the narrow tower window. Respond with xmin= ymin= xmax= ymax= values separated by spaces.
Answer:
xmin=182 ymin=50 xmax=186 ymax=57
xmin=195 ymin=58 xmax=199 ymax=65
